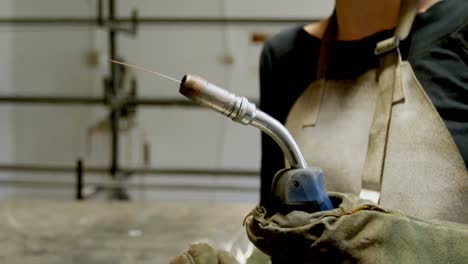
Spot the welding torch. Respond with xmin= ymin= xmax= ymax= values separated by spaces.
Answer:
xmin=179 ymin=74 xmax=333 ymax=213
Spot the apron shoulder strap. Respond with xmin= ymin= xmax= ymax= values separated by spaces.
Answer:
xmin=318 ymin=0 xmax=418 ymax=78
xmin=360 ymin=0 xmax=419 ymax=203
xmin=375 ymin=0 xmax=419 ymax=55
xmin=316 ymin=14 xmax=337 ymax=80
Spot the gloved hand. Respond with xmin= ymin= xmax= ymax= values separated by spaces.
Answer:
xmin=245 ymin=192 xmax=468 ymax=263
xmin=170 ymin=243 xmax=238 ymax=264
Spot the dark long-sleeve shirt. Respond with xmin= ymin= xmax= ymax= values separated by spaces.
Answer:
xmin=259 ymin=0 xmax=468 ymax=206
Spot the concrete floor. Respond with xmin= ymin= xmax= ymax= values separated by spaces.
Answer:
xmin=0 ymin=200 xmax=255 ymax=263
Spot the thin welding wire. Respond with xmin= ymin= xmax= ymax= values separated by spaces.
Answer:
xmin=109 ymin=60 xmax=181 ymax=84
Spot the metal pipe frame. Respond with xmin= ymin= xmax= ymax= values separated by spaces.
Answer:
xmin=0 ymin=0 xmax=271 ymax=187
xmin=0 ymin=180 xmax=259 ymax=192
xmin=0 ymin=164 xmax=258 ymax=177
xmin=76 ymin=159 xmax=84 ymax=200
xmin=109 ymin=0 xmax=119 ymax=178
xmin=0 ymin=95 xmax=258 ymax=107
xmin=0 ymin=17 xmax=319 ymax=26
xmin=0 ymin=95 xmax=105 ymax=105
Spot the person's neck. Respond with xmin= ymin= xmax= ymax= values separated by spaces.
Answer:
xmin=335 ymin=0 xmax=400 ymax=40
xmin=304 ymin=0 xmax=441 ymax=40
xmin=335 ymin=0 xmax=442 ymax=41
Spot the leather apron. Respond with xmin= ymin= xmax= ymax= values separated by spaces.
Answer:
xmin=285 ymin=1 xmax=468 ymax=223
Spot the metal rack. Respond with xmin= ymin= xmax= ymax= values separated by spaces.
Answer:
xmin=0 ymin=0 xmax=319 ymax=199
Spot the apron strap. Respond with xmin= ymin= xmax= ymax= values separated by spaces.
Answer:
xmin=301 ymin=14 xmax=337 ymax=128
xmin=308 ymin=0 xmax=416 ymax=127
xmin=360 ymin=0 xmax=419 ymax=203
xmin=316 ymin=14 xmax=337 ymax=80
xmin=317 ymin=0 xmax=417 ymax=79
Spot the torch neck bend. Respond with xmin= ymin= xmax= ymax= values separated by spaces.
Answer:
xmin=251 ymin=111 xmax=307 ymax=169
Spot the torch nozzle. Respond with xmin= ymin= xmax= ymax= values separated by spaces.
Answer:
xmin=179 ymin=74 xmax=307 ymax=169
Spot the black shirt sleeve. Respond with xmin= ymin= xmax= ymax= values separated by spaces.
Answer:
xmin=259 ymin=41 xmax=284 ymax=207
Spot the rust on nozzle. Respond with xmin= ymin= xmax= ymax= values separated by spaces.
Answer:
xmin=179 ymin=74 xmax=205 ymax=99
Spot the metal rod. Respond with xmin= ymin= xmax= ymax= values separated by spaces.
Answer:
xmin=0 ymin=95 xmax=105 ymax=105
xmin=108 ymin=0 xmax=119 ymax=179
xmin=110 ymin=110 xmax=119 ymax=177
xmin=0 ymin=17 xmax=320 ymax=26
xmin=120 ymin=168 xmax=259 ymax=176
xmin=0 ymin=95 xmax=257 ymax=107
xmin=76 ymin=159 xmax=83 ymax=200
xmin=0 ymin=18 xmax=96 ymax=26
xmin=133 ymin=98 xmax=197 ymax=107
xmin=130 ymin=17 xmax=320 ymax=25
xmin=0 ymin=180 xmax=259 ymax=192
xmin=0 ymin=164 xmax=106 ymax=173
xmin=0 ymin=164 xmax=259 ymax=176
xmin=97 ymin=0 xmax=104 ymax=26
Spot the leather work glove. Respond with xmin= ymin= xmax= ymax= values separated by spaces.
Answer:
xmin=170 ymin=243 xmax=238 ymax=264
xmin=245 ymin=192 xmax=468 ymax=263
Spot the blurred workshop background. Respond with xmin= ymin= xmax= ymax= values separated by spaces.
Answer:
xmin=0 ymin=0 xmax=332 ymax=203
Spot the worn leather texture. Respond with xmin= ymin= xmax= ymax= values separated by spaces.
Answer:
xmin=361 ymin=52 xmax=401 ymax=191
xmin=286 ymin=0 xmax=467 ymax=224
xmin=379 ymin=62 xmax=468 ymax=222
xmin=285 ymin=70 xmax=379 ymax=197
xmin=245 ymin=192 xmax=468 ymax=263
xmin=285 ymin=61 xmax=468 ymax=223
